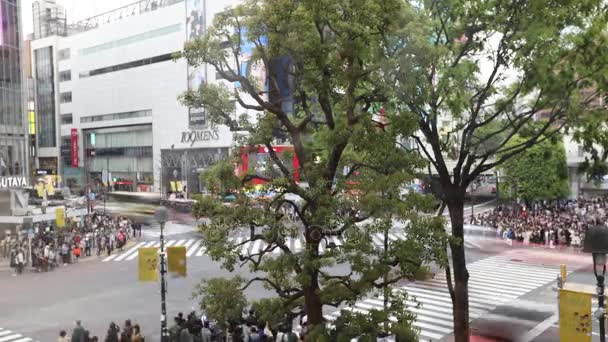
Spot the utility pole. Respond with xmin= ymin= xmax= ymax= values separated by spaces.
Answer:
xmin=154 ymin=207 xmax=169 ymax=342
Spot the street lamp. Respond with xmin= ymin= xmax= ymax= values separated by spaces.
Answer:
xmin=154 ymin=206 xmax=169 ymax=342
xmin=583 ymin=224 xmax=608 ymax=342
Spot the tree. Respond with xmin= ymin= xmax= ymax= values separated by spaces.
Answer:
xmin=192 ymin=277 xmax=249 ymax=331
xmin=387 ymin=1 xmax=608 ymax=341
xmin=180 ymin=0 xmax=446 ymax=337
xmin=500 ymin=135 xmax=570 ymax=203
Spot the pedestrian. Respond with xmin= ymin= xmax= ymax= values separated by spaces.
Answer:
xmin=15 ymin=247 xmax=25 ymax=275
xmin=105 ymin=322 xmax=120 ymax=342
xmin=71 ymin=320 xmax=86 ymax=342
xmin=122 ymin=320 xmax=133 ymax=340
xmin=57 ymin=330 xmax=69 ymax=342
xmin=132 ymin=324 xmax=144 ymax=342
xmin=201 ymin=321 xmax=212 ymax=342
xmin=169 ymin=317 xmax=182 ymax=341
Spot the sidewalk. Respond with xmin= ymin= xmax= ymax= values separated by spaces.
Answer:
xmin=0 ymin=239 xmax=138 ymax=274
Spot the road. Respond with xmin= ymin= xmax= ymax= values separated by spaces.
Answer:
xmin=0 ymin=214 xmax=602 ymax=342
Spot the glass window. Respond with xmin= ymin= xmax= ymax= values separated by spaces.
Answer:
xmin=60 ymin=92 xmax=72 ymax=103
xmin=79 ymin=24 xmax=181 ymax=56
xmin=80 ymin=52 xmax=176 ymax=79
xmin=80 ymin=109 xmax=151 ymax=123
xmin=59 ymin=70 xmax=71 ymax=82
xmin=58 ymin=48 xmax=70 ymax=61
xmin=35 ymin=46 xmax=56 ymax=147
xmin=61 ymin=114 xmax=73 ymax=125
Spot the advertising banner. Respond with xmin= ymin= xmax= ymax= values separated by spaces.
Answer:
xmin=559 ymin=289 xmax=591 ymax=342
xmin=55 ymin=207 xmax=65 ymax=228
xmin=186 ymin=0 xmax=207 ymax=126
xmin=138 ymin=247 xmax=159 ymax=282
xmin=70 ymin=128 xmax=79 ymax=167
xmin=167 ymin=246 xmax=187 ymax=277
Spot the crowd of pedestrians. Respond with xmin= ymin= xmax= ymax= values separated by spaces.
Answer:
xmin=59 ymin=309 xmax=303 ymax=342
xmin=470 ymin=197 xmax=608 ymax=247
xmin=1 ymin=211 xmax=143 ymax=276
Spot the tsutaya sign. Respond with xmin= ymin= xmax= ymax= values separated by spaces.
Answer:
xmin=181 ymin=130 xmax=220 ymax=146
xmin=0 ymin=177 xmax=28 ymax=189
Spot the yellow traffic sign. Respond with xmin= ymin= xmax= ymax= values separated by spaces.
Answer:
xmin=138 ymin=247 xmax=159 ymax=282
xmin=559 ymin=289 xmax=592 ymax=342
xmin=55 ymin=207 xmax=65 ymax=228
xmin=167 ymin=246 xmax=187 ymax=277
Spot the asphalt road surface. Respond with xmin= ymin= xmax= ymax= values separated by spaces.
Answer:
xmin=0 ymin=217 xmax=601 ymax=342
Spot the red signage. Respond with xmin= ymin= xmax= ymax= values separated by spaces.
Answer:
xmin=71 ymin=128 xmax=79 ymax=167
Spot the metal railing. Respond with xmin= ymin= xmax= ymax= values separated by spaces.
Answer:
xmin=69 ymin=0 xmax=183 ymax=34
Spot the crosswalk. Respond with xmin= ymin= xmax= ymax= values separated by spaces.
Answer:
xmin=325 ymin=254 xmax=566 ymax=341
xmin=104 ymin=232 xmax=492 ymax=262
xmin=0 ymin=328 xmax=39 ymax=342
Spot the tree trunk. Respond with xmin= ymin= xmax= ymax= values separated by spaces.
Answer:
xmin=303 ymin=265 xmax=324 ymax=327
xmin=447 ymin=195 xmax=470 ymax=342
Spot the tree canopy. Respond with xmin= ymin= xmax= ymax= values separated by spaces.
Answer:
xmin=180 ymin=0 xmax=446 ymax=338
xmin=499 ymin=135 xmax=570 ymax=203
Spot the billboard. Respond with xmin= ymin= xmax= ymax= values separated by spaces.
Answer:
xmin=71 ymin=128 xmax=79 ymax=167
xmin=186 ymin=0 xmax=207 ymax=127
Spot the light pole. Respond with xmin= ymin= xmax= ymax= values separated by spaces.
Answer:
xmin=154 ymin=206 xmax=169 ymax=342
xmin=583 ymin=224 xmax=608 ymax=342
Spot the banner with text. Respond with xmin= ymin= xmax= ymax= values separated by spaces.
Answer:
xmin=70 ymin=128 xmax=79 ymax=167
xmin=167 ymin=246 xmax=187 ymax=277
xmin=559 ymin=289 xmax=591 ymax=342
xmin=138 ymin=247 xmax=159 ymax=282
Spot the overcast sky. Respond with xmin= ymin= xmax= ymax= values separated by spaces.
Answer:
xmin=21 ymin=0 xmax=133 ymax=35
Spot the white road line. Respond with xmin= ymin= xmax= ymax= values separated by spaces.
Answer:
xmin=108 ymin=241 xmax=147 ymax=262
xmin=174 ymin=239 xmax=186 ymax=246
xmin=195 ymin=245 xmax=206 ymax=256
xmin=102 ymin=254 xmax=118 ymax=262
xmin=0 ymin=332 xmax=11 ymax=337
xmin=125 ymin=241 xmax=157 ymax=261
xmin=12 ymin=338 xmax=33 ymax=342
xmin=186 ymin=240 xmax=201 ymax=257
xmin=164 ymin=240 xmax=178 ymax=248
xmin=0 ymin=334 xmax=22 ymax=342
xmin=182 ymin=239 xmax=195 ymax=250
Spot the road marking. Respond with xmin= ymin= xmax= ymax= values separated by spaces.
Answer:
xmin=0 ymin=334 xmax=22 ymax=342
xmin=125 ymin=241 xmax=157 ymax=261
xmin=103 ymin=241 xmax=147 ymax=262
xmin=520 ymin=313 xmax=558 ymax=342
xmin=185 ymin=240 xmax=200 ymax=257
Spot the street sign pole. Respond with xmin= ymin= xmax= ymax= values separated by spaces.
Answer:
xmin=160 ymin=220 xmax=168 ymax=342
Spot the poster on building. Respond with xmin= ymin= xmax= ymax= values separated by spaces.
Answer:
xmin=559 ymin=289 xmax=591 ymax=342
xmin=70 ymin=128 xmax=79 ymax=167
xmin=186 ymin=0 xmax=207 ymax=127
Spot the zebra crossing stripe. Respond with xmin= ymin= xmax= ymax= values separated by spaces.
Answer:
xmin=372 ymin=233 xmax=384 ymax=245
xmin=174 ymin=239 xmax=186 ymax=247
xmin=0 ymin=332 xmax=11 ymax=337
xmin=12 ymin=338 xmax=33 ymax=342
xmin=102 ymin=254 xmax=118 ymax=262
xmin=398 ymin=287 xmax=493 ymax=311
xmin=186 ymin=240 xmax=201 ymax=257
xmin=104 ymin=241 xmax=147 ymax=262
xmin=0 ymin=335 xmax=22 ymax=342
xmin=164 ymin=240 xmax=177 ymax=248
xmin=195 ymin=245 xmax=206 ymax=256
xmin=125 ymin=241 xmax=157 ymax=261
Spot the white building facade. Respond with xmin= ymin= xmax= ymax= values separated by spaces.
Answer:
xmin=30 ymin=0 xmax=242 ymax=195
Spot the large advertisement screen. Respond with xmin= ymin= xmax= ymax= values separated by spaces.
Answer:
xmin=186 ymin=0 xmax=207 ymax=127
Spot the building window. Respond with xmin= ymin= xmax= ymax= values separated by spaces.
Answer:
xmin=61 ymin=114 xmax=73 ymax=125
xmin=78 ymin=52 xmax=177 ymax=79
xmin=80 ymin=110 xmax=152 ymax=123
xmin=60 ymin=92 xmax=72 ymax=103
xmin=578 ymin=145 xmax=585 ymax=157
xmin=59 ymin=70 xmax=71 ymax=82
xmin=35 ymin=46 xmax=56 ymax=148
xmin=58 ymin=48 xmax=70 ymax=61
xmin=79 ymin=24 xmax=181 ymax=56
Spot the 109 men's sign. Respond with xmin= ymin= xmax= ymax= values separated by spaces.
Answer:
xmin=181 ymin=130 xmax=220 ymax=146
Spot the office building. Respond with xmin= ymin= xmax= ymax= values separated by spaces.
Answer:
xmin=0 ymin=0 xmax=28 ymax=177
xmin=30 ymin=0 xmax=245 ymax=195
